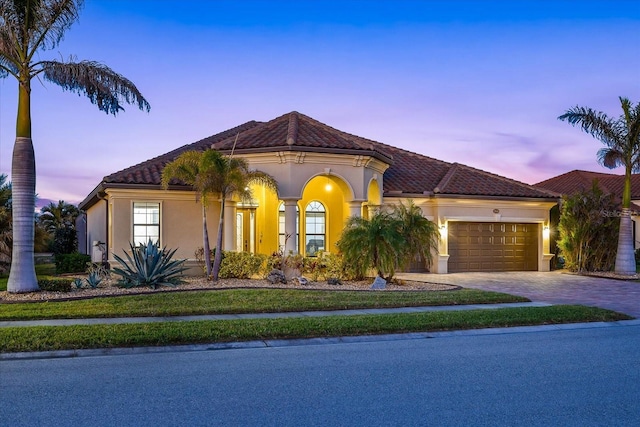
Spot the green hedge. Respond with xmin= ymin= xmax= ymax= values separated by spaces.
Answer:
xmin=55 ymin=252 xmax=91 ymax=274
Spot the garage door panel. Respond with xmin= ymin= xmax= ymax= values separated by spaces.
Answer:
xmin=449 ymin=222 xmax=538 ymax=272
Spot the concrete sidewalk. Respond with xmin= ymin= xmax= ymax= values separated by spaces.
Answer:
xmin=0 ymin=301 xmax=549 ymax=328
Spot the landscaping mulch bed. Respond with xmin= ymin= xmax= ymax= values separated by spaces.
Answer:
xmin=0 ymin=277 xmax=457 ymax=303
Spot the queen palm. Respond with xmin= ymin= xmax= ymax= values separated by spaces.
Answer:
xmin=164 ymin=149 xmax=278 ymax=281
xmin=161 ymin=151 xmax=217 ymax=278
xmin=0 ymin=0 xmax=150 ymax=292
xmin=559 ymin=97 xmax=640 ymax=275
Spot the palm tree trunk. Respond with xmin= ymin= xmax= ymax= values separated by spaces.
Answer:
xmin=615 ymin=208 xmax=636 ymax=275
xmin=7 ymin=137 xmax=39 ymax=292
xmin=615 ymin=169 xmax=636 ymax=275
xmin=212 ymin=198 xmax=225 ymax=281
xmin=8 ymin=81 xmax=39 ymax=292
xmin=202 ymin=204 xmax=212 ymax=278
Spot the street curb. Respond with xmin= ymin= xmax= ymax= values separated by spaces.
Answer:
xmin=3 ymin=319 xmax=639 ymax=361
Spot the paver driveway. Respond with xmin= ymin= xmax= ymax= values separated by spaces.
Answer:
xmin=397 ymin=271 xmax=640 ymax=318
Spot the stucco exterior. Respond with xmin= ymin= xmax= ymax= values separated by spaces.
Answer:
xmin=79 ymin=111 xmax=559 ymax=275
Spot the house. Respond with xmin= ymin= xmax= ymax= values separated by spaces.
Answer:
xmin=535 ymin=169 xmax=640 ymax=249
xmin=78 ymin=111 xmax=559 ymax=274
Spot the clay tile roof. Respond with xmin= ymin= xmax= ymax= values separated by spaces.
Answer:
xmin=375 ymin=141 xmax=557 ymax=199
xmin=534 ymin=169 xmax=640 ymax=201
xmin=211 ymin=111 xmax=393 ymax=162
xmin=429 ymin=162 xmax=558 ymax=198
xmin=82 ymin=111 xmax=559 ymax=209
xmin=103 ymin=121 xmax=263 ymax=185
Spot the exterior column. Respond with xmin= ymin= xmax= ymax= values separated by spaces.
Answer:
xmin=367 ymin=204 xmax=380 ymax=217
xmin=223 ymin=200 xmax=237 ymax=251
xmin=284 ymin=199 xmax=299 ymax=255
xmin=432 ymin=220 xmax=449 ymax=273
xmin=348 ymin=200 xmax=364 ymax=218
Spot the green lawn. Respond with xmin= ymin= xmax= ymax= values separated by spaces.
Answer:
xmin=0 ymin=287 xmax=528 ymax=320
xmin=1 ymin=265 xmax=633 ymax=354
xmin=0 ymin=305 xmax=630 ymax=353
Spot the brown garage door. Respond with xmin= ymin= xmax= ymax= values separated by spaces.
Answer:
xmin=448 ymin=222 xmax=538 ymax=272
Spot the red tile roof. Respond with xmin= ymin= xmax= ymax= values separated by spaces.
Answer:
xmin=535 ymin=170 xmax=640 ymax=200
xmin=210 ymin=111 xmax=393 ymax=163
xmin=102 ymin=121 xmax=263 ymax=185
xmin=80 ymin=111 xmax=558 ymax=209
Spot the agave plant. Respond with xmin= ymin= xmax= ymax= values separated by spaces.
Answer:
xmin=85 ymin=271 xmax=103 ymax=289
xmin=113 ymin=240 xmax=187 ymax=289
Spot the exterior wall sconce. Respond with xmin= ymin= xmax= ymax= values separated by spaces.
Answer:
xmin=543 ymin=225 xmax=550 ymax=238
xmin=325 ymin=176 xmax=332 ymax=192
xmin=324 ymin=168 xmax=332 ymax=191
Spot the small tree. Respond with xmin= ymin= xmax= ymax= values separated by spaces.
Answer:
xmin=557 ymin=181 xmax=619 ymax=272
xmin=337 ymin=200 xmax=439 ymax=281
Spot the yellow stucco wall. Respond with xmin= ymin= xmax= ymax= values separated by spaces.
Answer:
xmin=299 ymin=175 xmax=347 ymax=255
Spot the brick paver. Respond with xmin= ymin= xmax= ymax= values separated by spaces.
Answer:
xmin=397 ymin=271 xmax=640 ymax=317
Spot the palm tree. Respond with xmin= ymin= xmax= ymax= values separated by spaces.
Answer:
xmin=337 ymin=210 xmax=404 ymax=281
xmin=39 ymin=200 xmax=79 ymax=254
xmin=39 ymin=200 xmax=79 ymax=234
xmin=161 ymin=151 xmax=217 ymax=277
xmin=392 ymin=200 xmax=440 ymax=271
xmin=559 ymin=97 xmax=640 ymax=275
xmin=163 ymin=149 xmax=277 ymax=281
xmin=0 ymin=0 xmax=150 ymax=292
xmin=337 ymin=201 xmax=439 ymax=281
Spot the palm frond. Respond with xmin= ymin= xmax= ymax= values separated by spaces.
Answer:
xmin=0 ymin=0 xmax=80 ymax=59
xmin=597 ymin=147 xmax=624 ymax=169
xmin=558 ymin=106 xmax=620 ymax=147
xmin=40 ymin=59 xmax=150 ymax=115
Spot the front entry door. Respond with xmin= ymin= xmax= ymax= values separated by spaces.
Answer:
xmin=236 ymin=208 xmax=256 ymax=253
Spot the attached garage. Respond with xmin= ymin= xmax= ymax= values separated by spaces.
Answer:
xmin=448 ymin=222 xmax=538 ymax=272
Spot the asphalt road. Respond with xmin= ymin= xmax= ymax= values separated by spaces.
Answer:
xmin=2 ymin=325 xmax=639 ymax=426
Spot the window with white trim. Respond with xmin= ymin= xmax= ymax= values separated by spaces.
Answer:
xmin=133 ymin=202 xmax=160 ymax=245
xmin=305 ymin=201 xmax=325 ymax=256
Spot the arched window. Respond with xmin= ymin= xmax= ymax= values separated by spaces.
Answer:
xmin=305 ymin=201 xmax=325 ymax=256
xmin=278 ymin=202 xmax=299 ymax=252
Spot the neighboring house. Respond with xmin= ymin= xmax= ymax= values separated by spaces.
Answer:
xmin=535 ymin=169 xmax=640 ymax=249
xmin=79 ymin=111 xmax=558 ymax=274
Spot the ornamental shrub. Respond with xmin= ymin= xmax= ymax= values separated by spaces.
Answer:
xmin=557 ymin=181 xmax=619 ymax=272
xmin=38 ymin=278 xmax=73 ymax=292
xmin=303 ymin=253 xmax=326 ymax=281
xmin=219 ymin=251 xmax=266 ymax=279
xmin=54 ymin=252 xmax=91 ymax=274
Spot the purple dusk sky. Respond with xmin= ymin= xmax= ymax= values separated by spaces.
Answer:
xmin=0 ymin=0 xmax=638 ymax=208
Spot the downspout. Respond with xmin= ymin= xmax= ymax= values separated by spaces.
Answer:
xmin=96 ymin=192 xmax=109 ymax=266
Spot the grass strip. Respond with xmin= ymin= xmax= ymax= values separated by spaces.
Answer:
xmin=0 ymin=305 xmax=630 ymax=353
xmin=0 ymin=288 xmax=528 ymax=320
